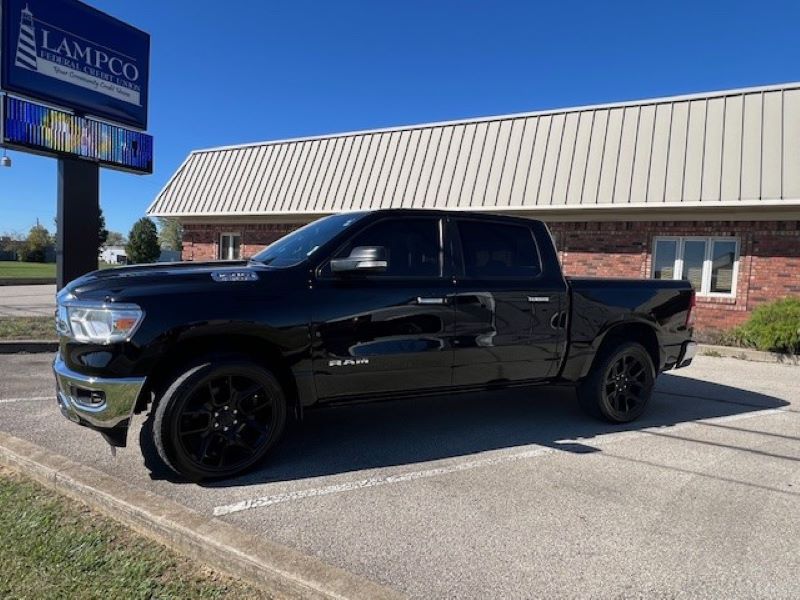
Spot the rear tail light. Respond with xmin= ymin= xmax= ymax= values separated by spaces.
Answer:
xmin=686 ymin=290 xmax=696 ymax=328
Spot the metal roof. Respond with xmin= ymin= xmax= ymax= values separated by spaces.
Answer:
xmin=148 ymin=83 xmax=800 ymax=220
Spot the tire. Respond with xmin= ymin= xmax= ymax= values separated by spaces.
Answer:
xmin=577 ymin=341 xmax=656 ymax=423
xmin=148 ymin=358 xmax=287 ymax=481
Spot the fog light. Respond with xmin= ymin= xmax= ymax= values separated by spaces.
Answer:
xmin=72 ymin=387 xmax=106 ymax=407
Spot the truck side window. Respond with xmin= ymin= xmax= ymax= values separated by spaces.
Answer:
xmin=456 ymin=221 xmax=541 ymax=279
xmin=335 ymin=217 xmax=441 ymax=277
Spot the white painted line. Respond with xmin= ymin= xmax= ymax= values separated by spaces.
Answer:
xmin=0 ymin=396 xmax=52 ymax=405
xmin=213 ymin=406 xmax=788 ymax=517
xmin=214 ymin=445 xmax=556 ymax=516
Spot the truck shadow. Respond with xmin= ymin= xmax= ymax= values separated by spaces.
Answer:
xmin=178 ymin=372 xmax=790 ymax=487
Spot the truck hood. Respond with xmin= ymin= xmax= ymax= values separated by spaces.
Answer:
xmin=59 ymin=260 xmax=259 ymax=302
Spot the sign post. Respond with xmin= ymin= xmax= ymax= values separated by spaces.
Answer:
xmin=56 ymin=158 xmax=98 ymax=288
xmin=1 ymin=0 xmax=152 ymax=288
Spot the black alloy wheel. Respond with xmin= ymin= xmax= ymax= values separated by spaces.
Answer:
xmin=602 ymin=351 xmax=650 ymax=419
xmin=577 ymin=341 xmax=655 ymax=423
xmin=151 ymin=360 xmax=287 ymax=481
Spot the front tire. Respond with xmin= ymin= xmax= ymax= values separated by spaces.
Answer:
xmin=577 ymin=341 xmax=656 ymax=423
xmin=149 ymin=358 xmax=287 ymax=481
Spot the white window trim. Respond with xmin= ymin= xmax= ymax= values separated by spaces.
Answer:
xmin=652 ymin=236 xmax=740 ymax=298
xmin=219 ymin=232 xmax=242 ymax=260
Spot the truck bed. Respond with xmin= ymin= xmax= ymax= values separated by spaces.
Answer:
xmin=560 ymin=276 xmax=694 ymax=380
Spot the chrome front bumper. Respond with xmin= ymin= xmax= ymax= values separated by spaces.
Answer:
xmin=54 ymin=354 xmax=146 ymax=431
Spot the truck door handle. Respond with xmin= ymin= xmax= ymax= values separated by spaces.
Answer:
xmin=417 ymin=297 xmax=446 ymax=305
xmin=527 ymin=296 xmax=550 ymax=303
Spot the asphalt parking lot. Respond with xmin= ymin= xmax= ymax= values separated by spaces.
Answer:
xmin=0 ymin=353 xmax=797 ymax=598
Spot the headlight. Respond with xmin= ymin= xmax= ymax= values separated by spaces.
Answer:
xmin=56 ymin=301 xmax=144 ymax=344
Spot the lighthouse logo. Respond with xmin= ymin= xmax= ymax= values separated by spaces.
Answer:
xmin=14 ymin=4 xmax=38 ymax=71
xmin=8 ymin=2 xmax=142 ymax=107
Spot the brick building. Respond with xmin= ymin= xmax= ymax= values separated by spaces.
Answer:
xmin=148 ymin=83 xmax=800 ymax=335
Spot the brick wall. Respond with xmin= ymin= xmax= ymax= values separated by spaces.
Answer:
xmin=181 ymin=223 xmax=297 ymax=262
xmin=180 ymin=219 xmax=800 ymax=334
xmin=548 ymin=220 xmax=800 ymax=333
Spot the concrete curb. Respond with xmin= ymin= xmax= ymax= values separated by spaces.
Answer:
xmin=697 ymin=343 xmax=799 ymax=365
xmin=0 ymin=340 xmax=58 ymax=354
xmin=0 ymin=432 xmax=404 ymax=600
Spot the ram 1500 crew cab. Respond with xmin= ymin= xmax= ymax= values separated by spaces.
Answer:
xmin=54 ymin=209 xmax=696 ymax=480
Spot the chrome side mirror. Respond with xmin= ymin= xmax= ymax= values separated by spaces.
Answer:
xmin=330 ymin=246 xmax=388 ymax=273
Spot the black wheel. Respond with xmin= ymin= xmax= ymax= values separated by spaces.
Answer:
xmin=150 ymin=358 xmax=287 ymax=481
xmin=577 ymin=341 xmax=655 ymax=423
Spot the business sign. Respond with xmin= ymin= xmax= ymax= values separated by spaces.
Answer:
xmin=1 ymin=0 xmax=150 ymax=129
xmin=2 ymin=95 xmax=153 ymax=173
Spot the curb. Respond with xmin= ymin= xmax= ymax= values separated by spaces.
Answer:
xmin=0 ymin=340 xmax=58 ymax=354
xmin=697 ymin=343 xmax=799 ymax=365
xmin=0 ymin=432 xmax=404 ymax=600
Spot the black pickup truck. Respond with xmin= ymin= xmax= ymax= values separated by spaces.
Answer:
xmin=54 ymin=209 xmax=696 ymax=480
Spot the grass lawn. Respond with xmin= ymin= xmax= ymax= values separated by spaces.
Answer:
xmin=0 ymin=466 xmax=266 ymax=599
xmin=0 ymin=262 xmax=118 ymax=279
xmin=0 ymin=317 xmax=56 ymax=340
xmin=0 ymin=261 xmax=56 ymax=279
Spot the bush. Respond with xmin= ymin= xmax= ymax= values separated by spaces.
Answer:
xmin=729 ymin=298 xmax=800 ymax=354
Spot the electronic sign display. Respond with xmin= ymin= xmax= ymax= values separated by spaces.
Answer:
xmin=1 ymin=95 xmax=152 ymax=173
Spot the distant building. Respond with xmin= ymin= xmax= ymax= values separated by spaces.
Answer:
xmin=100 ymin=245 xmax=127 ymax=265
xmin=147 ymin=83 xmax=800 ymax=333
xmin=99 ymin=246 xmax=182 ymax=265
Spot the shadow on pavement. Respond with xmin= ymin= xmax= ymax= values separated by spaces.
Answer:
xmin=144 ymin=372 xmax=789 ymax=486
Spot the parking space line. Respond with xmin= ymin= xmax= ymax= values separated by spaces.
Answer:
xmin=213 ymin=406 xmax=787 ymax=517
xmin=214 ymin=445 xmax=557 ymax=516
xmin=0 ymin=396 xmax=52 ymax=405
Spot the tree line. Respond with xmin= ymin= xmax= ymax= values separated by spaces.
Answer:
xmin=1 ymin=211 xmax=182 ymax=265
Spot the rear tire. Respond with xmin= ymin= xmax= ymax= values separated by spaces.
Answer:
xmin=577 ymin=341 xmax=655 ymax=423
xmin=148 ymin=358 xmax=287 ymax=481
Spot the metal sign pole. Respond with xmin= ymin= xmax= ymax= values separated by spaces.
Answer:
xmin=56 ymin=158 xmax=99 ymax=290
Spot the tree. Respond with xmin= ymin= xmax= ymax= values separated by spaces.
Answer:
xmin=105 ymin=231 xmax=127 ymax=247
xmin=98 ymin=207 xmax=109 ymax=252
xmin=126 ymin=217 xmax=160 ymax=264
xmin=0 ymin=231 xmax=24 ymax=261
xmin=22 ymin=222 xmax=52 ymax=263
xmin=1 ymin=231 xmax=23 ymax=252
xmin=157 ymin=218 xmax=183 ymax=252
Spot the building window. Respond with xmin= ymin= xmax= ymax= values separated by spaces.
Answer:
xmin=220 ymin=233 xmax=242 ymax=260
xmin=652 ymin=237 xmax=739 ymax=297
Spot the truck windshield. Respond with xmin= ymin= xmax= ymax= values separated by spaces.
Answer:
xmin=250 ymin=212 xmax=366 ymax=268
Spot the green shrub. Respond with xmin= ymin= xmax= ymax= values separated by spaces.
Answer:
xmin=729 ymin=298 xmax=800 ymax=354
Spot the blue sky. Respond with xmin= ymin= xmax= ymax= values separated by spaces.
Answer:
xmin=1 ymin=0 xmax=797 ymax=235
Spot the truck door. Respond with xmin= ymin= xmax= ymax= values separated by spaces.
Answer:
xmin=451 ymin=218 xmax=567 ymax=385
xmin=311 ymin=216 xmax=456 ymax=400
